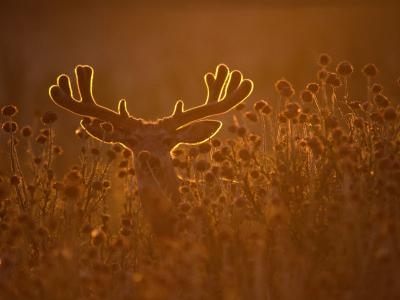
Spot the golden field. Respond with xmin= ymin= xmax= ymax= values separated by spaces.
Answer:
xmin=1 ymin=53 xmax=400 ymax=299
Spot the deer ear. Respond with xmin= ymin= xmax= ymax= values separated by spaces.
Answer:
xmin=80 ymin=118 xmax=115 ymax=143
xmin=175 ymin=120 xmax=222 ymax=145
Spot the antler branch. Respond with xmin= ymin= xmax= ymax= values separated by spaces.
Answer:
xmin=49 ymin=65 xmax=137 ymax=127
xmin=164 ymin=64 xmax=253 ymax=130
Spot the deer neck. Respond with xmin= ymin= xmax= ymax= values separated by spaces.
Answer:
xmin=133 ymin=152 xmax=179 ymax=236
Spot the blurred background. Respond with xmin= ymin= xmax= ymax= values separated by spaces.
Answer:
xmin=1 ymin=0 xmax=400 ymax=153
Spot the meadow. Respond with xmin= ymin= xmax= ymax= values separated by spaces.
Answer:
xmin=0 ymin=54 xmax=399 ymax=300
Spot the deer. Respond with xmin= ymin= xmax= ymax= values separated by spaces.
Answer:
xmin=49 ymin=64 xmax=253 ymax=237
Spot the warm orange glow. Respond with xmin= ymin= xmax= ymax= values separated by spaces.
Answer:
xmin=1 ymin=2 xmax=400 ymax=299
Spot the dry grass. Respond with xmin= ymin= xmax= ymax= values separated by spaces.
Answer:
xmin=0 ymin=55 xmax=399 ymax=300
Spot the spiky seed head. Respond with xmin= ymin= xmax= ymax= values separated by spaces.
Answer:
xmin=371 ymin=83 xmax=383 ymax=94
xmin=362 ymin=63 xmax=378 ymax=77
xmin=306 ymin=82 xmax=320 ymax=94
xmin=278 ymin=113 xmax=288 ymax=123
xmin=41 ymin=111 xmax=58 ymax=125
xmin=275 ymin=79 xmax=294 ymax=97
xmin=325 ymin=115 xmax=338 ymax=130
xmin=10 ymin=175 xmax=21 ymax=186
xmin=299 ymin=113 xmax=308 ymax=123
xmin=285 ymin=103 xmax=301 ymax=119
xmin=245 ymin=111 xmax=258 ymax=122
xmin=1 ymin=105 xmax=18 ymax=117
xmin=383 ymin=107 xmax=397 ymax=121
xmin=310 ymin=114 xmax=321 ymax=125
xmin=326 ymin=73 xmax=342 ymax=88
xmin=261 ymin=103 xmax=273 ymax=116
xmin=318 ymin=53 xmax=331 ymax=67
xmin=20 ymin=126 xmax=32 ymax=137
xmin=301 ymin=90 xmax=314 ymax=103
xmin=2 ymin=121 xmax=18 ymax=133
xmin=212 ymin=151 xmax=224 ymax=163
xmin=336 ymin=61 xmax=354 ymax=76
xmin=374 ymin=94 xmax=389 ymax=108
xmin=211 ymin=139 xmax=221 ymax=147
xmin=103 ymin=180 xmax=111 ymax=189
xmin=123 ymin=149 xmax=132 ymax=158
xmin=253 ymin=100 xmax=267 ymax=111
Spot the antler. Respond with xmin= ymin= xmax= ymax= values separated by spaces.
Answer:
xmin=163 ymin=64 xmax=253 ymax=130
xmin=49 ymin=65 xmax=138 ymax=127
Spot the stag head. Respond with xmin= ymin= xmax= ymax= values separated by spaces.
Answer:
xmin=49 ymin=64 xmax=253 ymax=156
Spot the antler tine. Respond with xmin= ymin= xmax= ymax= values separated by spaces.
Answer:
xmin=118 ymin=99 xmax=131 ymax=118
xmin=164 ymin=64 xmax=253 ymax=130
xmin=206 ymin=64 xmax=230 ymax=104
xmin=49 ymin=65 xmax=136 ymax=126
xmin=76 ymin=65 xmax=95 ymax=104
